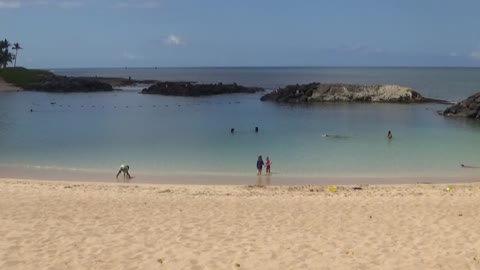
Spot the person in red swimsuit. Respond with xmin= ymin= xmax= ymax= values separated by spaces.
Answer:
xmin=265 ymin=156 xmax=272 ymax=174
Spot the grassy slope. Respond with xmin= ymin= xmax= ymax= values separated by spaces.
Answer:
xmin=0 ymin=67 xmax=53 ymax=87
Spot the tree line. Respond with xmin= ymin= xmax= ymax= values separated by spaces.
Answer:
xmin=0 ymin=37 xmax=22 ymax=68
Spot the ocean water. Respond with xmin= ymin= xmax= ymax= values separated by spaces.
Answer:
xmin=1 ymin=67 xmax=479 ymax=184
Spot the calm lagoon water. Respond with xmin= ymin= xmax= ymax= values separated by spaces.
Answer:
xmin=1 ymin=67 xmax=479 ymax=184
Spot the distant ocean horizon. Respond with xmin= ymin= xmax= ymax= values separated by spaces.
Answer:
xmin=1 ymin=67 xmax=479 ymax=184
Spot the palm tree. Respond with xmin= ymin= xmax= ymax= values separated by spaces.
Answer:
xmin=12 ymin=43 xmax=22 ymax=67
xmin=0 ymin=39 xmax=13 ymax=68
xmin=0 ymin=53 xmax=14 ymax=68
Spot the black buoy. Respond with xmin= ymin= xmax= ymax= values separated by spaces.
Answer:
xmin=231 ymin=128 xmax=235 ymax=134
xmin=255 ymin=127 xmax=259 ymax=133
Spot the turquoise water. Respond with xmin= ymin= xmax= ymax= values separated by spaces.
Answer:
xmin=1 ymin=67 xmax=480 ymax=184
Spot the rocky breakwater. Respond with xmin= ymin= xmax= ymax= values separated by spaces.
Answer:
xmin=23 ymin=76 xmax=113 ymax=93
xmin=260 ymin=83 xmax=448 ymax=103
xmin=141 ymin=82 xmax=264 ymax=96
xmin=441 ymin=92 xmax=480 ymax=119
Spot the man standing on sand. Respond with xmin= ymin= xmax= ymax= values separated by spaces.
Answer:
xmin=116 ymin=164 xmax=131 ymax=179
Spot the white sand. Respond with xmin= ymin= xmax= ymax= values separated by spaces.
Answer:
xmin=1 ymin=178 xmax=480 ymax=270
xmin=0 ymin=77 xmax=21 ymax=92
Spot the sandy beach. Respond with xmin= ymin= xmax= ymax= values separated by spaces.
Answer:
xmin=1 ymin=179 xmax=480 ymax=269
xmin=0 ymin=77 xmax=21 ymax=92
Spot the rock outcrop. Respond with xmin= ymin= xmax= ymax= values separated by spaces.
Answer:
xmin=260 ymin=83 xmax=448 ymax=104
xmin=442 ymin=92 xmax=480 ymax=119
xmin=141 ymin=82 xmax=264 ymax=96
xmin=23 ymin=76 xmax=113 ymax=92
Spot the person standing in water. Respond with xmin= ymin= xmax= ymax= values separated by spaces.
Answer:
xmin=387 ymin=130 xmax=393 ymax=139
xmin=116 ymin=164 xmax=131 ymax=179
xmin=256 ymin=155 xmax=264 ymax=175
xmin=265 ymin=156 xmax=272 ymax=174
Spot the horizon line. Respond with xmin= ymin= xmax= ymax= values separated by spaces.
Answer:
xmin=42 ymin=65 xmax=480 ymax=70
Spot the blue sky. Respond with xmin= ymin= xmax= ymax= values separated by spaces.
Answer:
xmin=1 ymin=0 xmax=480 ymax=68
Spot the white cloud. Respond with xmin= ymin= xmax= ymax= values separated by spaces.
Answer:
xmin=137 ymin=1 xmax=159 ymax=8
xmin=31 ymin=0 xmax=49 ymax=6
xmin=469 ymin=51 xmax=480 ymax=61
xmin=58 ymin=1 xmax=83 ymax=8
xmin=123 ymin=51 xmax=143 ymax=60
xmin=164 ymin=34 xmax=184 ymax=46
xmin=113 ymin=1 xmax=160 ymax=9
xmin=0 ymin=1 xmax=21 ymax=8
xmin=335 ymin=44 xmax=384 ymax=55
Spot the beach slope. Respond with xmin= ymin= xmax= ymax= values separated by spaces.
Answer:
xmin=1 ymin=179 xmax=479 ymax=269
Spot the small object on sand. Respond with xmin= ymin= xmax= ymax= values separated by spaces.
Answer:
xmin=328 ymin=186 xmax=337 ymax=192
xmin=234 ymin=263 xmax=240 ymax=267
xmin=444 ymin=186 xmax=453 ymax=192
xmin=157 ymin=258 xmax=163 ymax=264
xmin=459 ymin=213 xmax=463 ymax=216
xmin=352 ymin=186 xmax=362 ymax=190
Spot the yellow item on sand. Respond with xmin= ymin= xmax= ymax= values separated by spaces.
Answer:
xmin=328 ymin=186 xmax=337 ymax=192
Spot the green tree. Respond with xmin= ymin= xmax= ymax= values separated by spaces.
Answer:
xmin=12 ymin=43 xmax=22 ymax=67
xmin=0 ymin=39 xmax=14 ymax=68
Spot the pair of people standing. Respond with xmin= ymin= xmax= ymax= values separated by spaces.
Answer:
xmin=256 ymin=155 xmax=272 ymax=175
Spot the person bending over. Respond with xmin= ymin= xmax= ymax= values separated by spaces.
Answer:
xmin=116 ymin=164 xmax=131 ymax=179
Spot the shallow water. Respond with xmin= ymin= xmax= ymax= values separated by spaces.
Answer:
xmin=1 ymin=67 xmax=479 ymax=184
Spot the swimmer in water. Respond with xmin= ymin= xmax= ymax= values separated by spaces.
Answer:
xmin=461 ymin=164 xmax=479 ymax=168
xmin=322 ymin=134 xmax=348 ymax=139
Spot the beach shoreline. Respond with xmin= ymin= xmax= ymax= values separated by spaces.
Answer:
xmin=1 ymin=178 xmax=480 ymax=269
xmin=1 ymin=164 xmax=479 ymax=186
xmin=0 ymin=77 xmax=21 ymax=92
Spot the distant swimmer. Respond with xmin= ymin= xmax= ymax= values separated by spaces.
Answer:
xmin=461 ymin=164 xmax=479 ymax=168
xmin=231 ymin=128 xmax=235 ymax=134
xmin=387 ymin=130 xmax=393 ymax=139
xmin=322 ymin=134 xmax=348 ymax=139
xmin=255 ymin=126 xmax=259 ymax=133
xmin=116 ymin=164 xmax=131 ymax=179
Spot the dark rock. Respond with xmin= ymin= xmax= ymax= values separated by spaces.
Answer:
xmin=24 ymin=76 xmax=113 ymax=92
xmin=260 ymin=83 xmax=449 ymax=104
xmin=442 ymin=92 xmax=480 ymax=119
xmin=141 ymin=82 xmax=264 ymax=96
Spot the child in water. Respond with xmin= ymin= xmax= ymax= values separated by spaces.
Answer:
xmin=265 ymin=156 xmax=272 ymax=174
xmin=256 ymin=155 xmax=264 ymax=175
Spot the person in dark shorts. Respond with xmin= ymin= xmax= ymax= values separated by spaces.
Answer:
xmin=387 ymin=130 xmax=393 ymax=139
xmin=256 ymin=155 xmax=264 ymax=175
xmin=116 ymin=164 xmax=131 ymax=179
